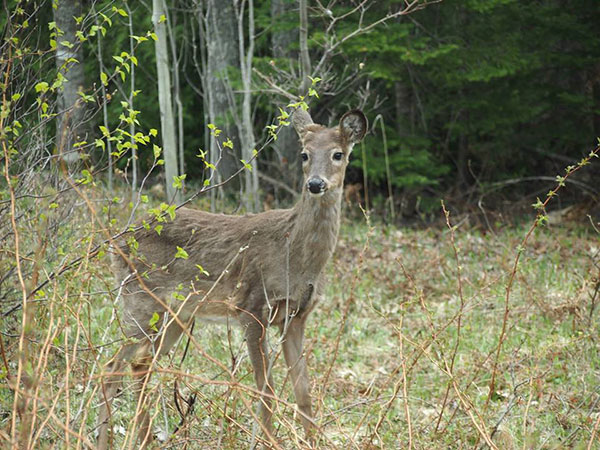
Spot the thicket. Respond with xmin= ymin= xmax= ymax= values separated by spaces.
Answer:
xmin=1 ymin=0 xmax=599 ymax=448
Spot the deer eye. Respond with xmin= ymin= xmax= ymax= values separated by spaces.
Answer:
xmin=301 ymin=153 xmax=309 ymax=162
xmin=333 ymin=152 xmax=344 ymax=161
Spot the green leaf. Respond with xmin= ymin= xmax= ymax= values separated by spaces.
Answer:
xmin=172 ymin=174 xmax=187 ymax=189
xmin=166 ymin=204 xmax=176 ymax=221
xmin=35 ymin=82 xmax=49 ymax=93
xmin=79 ymin=169 xmax=93 ymax=185
xmin=112 ymin=6 xmax=128 ymax=17
xmin=149 ymin=312 xmax=160 ymax=332
xmin=195 ymin=264 xmax=210 ymax=277
xmin=175 ymin=246 xmax=188 ymax=259
xmin=100 ymin=72 xmax=108 ymax=86
xmin=153 ymin=144 xmax=162 ymax=159
xmin=240 ymin=159 xmax=252 ymax=171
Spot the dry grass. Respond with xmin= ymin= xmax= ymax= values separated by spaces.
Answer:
xmin=1 ymin=179 xmax=599 ymax=449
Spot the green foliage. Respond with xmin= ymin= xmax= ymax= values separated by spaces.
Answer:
xmin=336 ymin=0 xmax=600 ymax=194
xmin=352 ymin=131 xmax=449 ymax=189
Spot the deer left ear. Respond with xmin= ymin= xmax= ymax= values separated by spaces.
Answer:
xmin=339 ymin=110 xmax=367 ymax=144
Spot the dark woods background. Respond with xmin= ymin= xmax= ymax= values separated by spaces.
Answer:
xmin=3 ymin=0 xmax=600 ymax=220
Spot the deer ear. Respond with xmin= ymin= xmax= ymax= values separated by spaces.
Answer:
xmin=292 ymin=108 xmax=314 ymax=138
xmin=339 ymin=110 xmax=367 ymax=144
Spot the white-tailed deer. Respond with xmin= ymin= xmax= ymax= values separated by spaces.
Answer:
xmin=97 ymin=108 xmax=367 ymax=448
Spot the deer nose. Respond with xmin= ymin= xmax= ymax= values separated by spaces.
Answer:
xmin=307 ymin=178 xmax=326 ymax=194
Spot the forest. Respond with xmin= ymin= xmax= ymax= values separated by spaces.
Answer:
xmin=1 ymin=0 xmax=599 ymax=448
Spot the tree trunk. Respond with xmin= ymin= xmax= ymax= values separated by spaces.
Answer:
xmin=237 ymin=0 xmax=259 ymax=212
xmin=126 ymin=3 xmax=137 ymax=198
xmin=271 ymin=0 xmax=298 ymax=61
xmin=153 ymin=0 xmax=180 ymax=203
xmin=165 ymin=7 xmax=186 ymax=195
xmin=53 ymin=0 xmax=86 ymax=167
xmin=205 ymin=0 xmax=240 ymax=195
xmin=298 ymin=0 xmax=311 ymax=94
xmin=271 ymin=0 xmax=302 ymax=195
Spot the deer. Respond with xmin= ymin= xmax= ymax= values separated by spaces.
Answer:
xmin=96 ymin=108 xmax=368 ymax=449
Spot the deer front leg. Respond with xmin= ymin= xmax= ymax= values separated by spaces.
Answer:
xmin=244 ymin=316 xmax=276 ymax=441
xmin=281 ymin=317 xmax=314 ymax=437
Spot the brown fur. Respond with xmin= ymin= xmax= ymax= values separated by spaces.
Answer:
xmin=96 ymin=109 xmax=367 ymax=448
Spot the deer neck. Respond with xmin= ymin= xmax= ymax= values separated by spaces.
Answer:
xmin=289 ymin=187 xmax=342 ymax=272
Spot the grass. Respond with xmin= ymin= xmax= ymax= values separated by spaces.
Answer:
xmin=1 ymin=190 xmax=599 ymax=449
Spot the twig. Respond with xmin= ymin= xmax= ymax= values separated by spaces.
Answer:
xmin=486 ymin=146 xmax=600 ymax=408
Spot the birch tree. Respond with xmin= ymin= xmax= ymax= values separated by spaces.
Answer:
xmin=236 ymin=0 xmax=259 ymax=211
xmin=152 ymin=0 xmax=180 ymax=203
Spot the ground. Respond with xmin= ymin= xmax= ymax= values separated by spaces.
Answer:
xmin=2 ymin=208 xmax=599 ymax=449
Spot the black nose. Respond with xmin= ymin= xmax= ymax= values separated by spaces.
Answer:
xmin=307 ymin=178 xmax=326 ymax=194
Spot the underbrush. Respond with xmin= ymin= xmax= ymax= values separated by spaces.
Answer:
xmin=1 ymin=181 xmax=598 ymax=449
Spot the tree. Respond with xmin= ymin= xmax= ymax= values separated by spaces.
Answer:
xmin=270 ymin=0 xmax=302 ymax=193
xmin=204 ymin=0 xmax=241 ymax=205
xmin=153 ymin=0 xmax=180 ymax=203
xmin=53 ymin=0 xmax=87 ymax=167
xmin=236 ymin=0 xmax=260 ymax=211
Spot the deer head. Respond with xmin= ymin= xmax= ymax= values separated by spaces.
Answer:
xmin=293 ymin=109 xmax=368 ymax=197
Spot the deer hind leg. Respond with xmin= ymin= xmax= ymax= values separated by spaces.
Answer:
xmin=281 ymin=317 xmax=314 ymax=438
xmin=243 ymin=314 xmax=276 ymax=441
xmin=129 ymin=321 xmax=185 ymax=448
xmin=97 ymin=340 xmax=150 ymax=450
xmin=97 ymin=321 xmax=184 ymax=449
xmin=130 ymin=355 xmax=153 ymax=448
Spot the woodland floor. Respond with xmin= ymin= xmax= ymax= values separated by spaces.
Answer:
xmin=1 ymin=205 xmax=599 ymax=449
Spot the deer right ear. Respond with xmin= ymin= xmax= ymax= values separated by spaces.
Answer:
xmin=292 ymin=108 xmax=314 ymax=139
xmin=339 ymin=109 xmax=368 ymax=144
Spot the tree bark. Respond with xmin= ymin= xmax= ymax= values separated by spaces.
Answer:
xmin=298 ymin=0 xmax=311 ymax=94
xmin=271 ymin=0 xmax=298 ymax=61
xmin=153 ymin=0 xmax=180 ymax=203
xmin=205 ymin=0 xmax=240 ymax=193
xmin=53 ymin=0 xmax=86 ymax=167
xmin=271 ymin=0 xmax=302 ymax=194
xmin=237 ymin=0 xmax=259 ymax=211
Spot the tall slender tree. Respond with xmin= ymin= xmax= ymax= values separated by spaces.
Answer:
xmin=236 ymin=0 xmax=259 ymax=211
xmin=270 ymin=0 xmax=302 ymax=192
xmin=53 ymin=0 xmax=86 ymax=167
xmin=205 ymin=0 xmax=240 ymax=202
xmin=153 ymin=0 xmax=180 ymax=203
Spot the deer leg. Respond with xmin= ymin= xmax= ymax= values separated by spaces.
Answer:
xmin=281 ymin=318 xmax=314 ymax=437
xmin=97 ymin=350 xmax=126 ymax=450
xmin=130 ymin=320 xmax=186 ymax=448
xmin=244 ymin=316 xmax=276 ymax=440
xmin=97 ymin=341 xmax=148 ymax=450
xmin=97 ymin=321 xmax=183 ymax=449
xmin=131 ymin=358 xmax=153 ymax=448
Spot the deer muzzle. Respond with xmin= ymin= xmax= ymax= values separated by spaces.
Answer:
xmin=307 ymin=177 xmax=327 ymax=196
